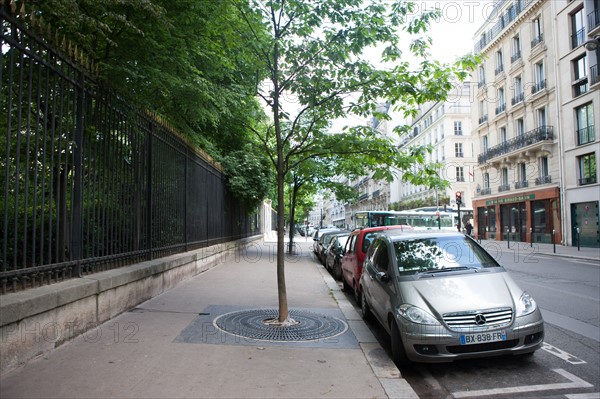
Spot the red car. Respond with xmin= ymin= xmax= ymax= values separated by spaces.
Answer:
xmin=341 ymin=225 xmax=413 ymax=305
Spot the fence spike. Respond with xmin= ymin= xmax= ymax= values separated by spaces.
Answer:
xmin=19 ymin=1 xmax=25 ymax=18
xmin=10 ymin=0 xmax=16 ymax=14
xmin=30 ymin=10 xmax=36 ymax=26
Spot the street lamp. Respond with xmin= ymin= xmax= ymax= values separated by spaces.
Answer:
xmin=584 ymin=35 xmax=600 ymax=51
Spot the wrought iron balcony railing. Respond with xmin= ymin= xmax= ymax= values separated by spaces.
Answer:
xmin=579 ymin=176 xmax=598 ymax=186
xmin=591 ymin=64 xmax=599 ymax=86
xmin=479 ymin=115 xmax=488 ymax=125
xmin=495 ymin=103 xmax=506 ymax=115
xmin=531 ymin=33 xmax=544 ymax=48
xmin=511 ymin=92 xmax=524 ymax=105
xmin=477 ymin=126 xmax=554 ymax=164
xmin=511 ymin=51 xmax=521 ymax=63
xmin=515 ymin=180 xmax=529 ymax=189
xmin=498 ymin=184 xmax=511 ymax=192
xmin=531 ymin=79 xmax=546 ymax=94
xmin=480 ymin=187 xmax=491 ymax=195
xmin=577 ymin=125 xmax=596 ymax=146
xmin=535 ymin=175 xmax=552 ymax=185
xmin=571 ymin=28 xmax=585 ymax=49
xmin=588 ymin=8 xmax=600 ymax=31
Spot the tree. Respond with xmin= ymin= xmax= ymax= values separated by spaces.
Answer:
xmin=236 ymin=0 xmax=479 ymax=323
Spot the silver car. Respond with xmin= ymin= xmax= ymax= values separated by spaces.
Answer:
xmin=360 ymin=231 xmax=544 ymax=366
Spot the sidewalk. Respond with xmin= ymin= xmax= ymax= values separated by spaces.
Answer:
xmin=476 ymin=238 xmax=600 ymax=262
xmin=0 ymin=236 xmax=417 ymax=399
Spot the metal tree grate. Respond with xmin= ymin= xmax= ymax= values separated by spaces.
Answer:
xmin=214 ymin=309 xmax=348 ymax=342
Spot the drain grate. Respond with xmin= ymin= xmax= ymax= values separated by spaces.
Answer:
xmin=214 ymin=309 xmax=347 ymax=342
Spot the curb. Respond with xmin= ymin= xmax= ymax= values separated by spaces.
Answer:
xmin=316 ymin=262 xmax=420 ymax=399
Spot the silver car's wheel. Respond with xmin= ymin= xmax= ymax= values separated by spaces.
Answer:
xmin=390 ymin=319 xmax=410 ymax=367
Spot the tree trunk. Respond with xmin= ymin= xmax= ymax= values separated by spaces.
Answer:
xmin=273 ymin=40 xmax=289 ymax=323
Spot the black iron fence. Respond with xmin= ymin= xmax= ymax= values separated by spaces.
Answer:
xmin=1 ymin=6 xmax=259 ymax=294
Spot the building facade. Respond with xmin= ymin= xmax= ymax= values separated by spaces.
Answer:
xmin=556 ymin=0 xmax=600 ymax=247
xmin=471 ymin=0 xmax=564 ymax=244
xmin=390 ymin=82 xmax=476 ymax=212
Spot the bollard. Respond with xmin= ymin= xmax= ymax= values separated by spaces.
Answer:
xmin=577 ymin=227 xmax=581 ymax=251
xmin=530 ymin=227 xmax=533 ymax=248
xmin=507 ymin=226 xmax=510 ymax=249
xmin=552 ymin=229 xmax=556 ymax=253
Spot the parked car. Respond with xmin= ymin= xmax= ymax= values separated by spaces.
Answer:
xmin=360 ymin=231 xmax=544 ymax=366
xmin=325 ymin=233 xmax=350 ymax=280
xmin=312 ymin=228 xmax=342 ymax=255
xmin=341 ymin=225 xmax=413 ymax=304
xmin=316 ymin=230 xmax=349 ymax=265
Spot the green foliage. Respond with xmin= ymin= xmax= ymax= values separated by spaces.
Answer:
xmin=389 ymin=195 xmax=450 ymax=211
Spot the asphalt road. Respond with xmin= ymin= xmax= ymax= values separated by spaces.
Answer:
xmin=330 ymin=247 xmax=600 ymax=399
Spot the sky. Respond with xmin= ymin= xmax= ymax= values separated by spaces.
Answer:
xmin=422 ymin=0 xmax=494 ymax=63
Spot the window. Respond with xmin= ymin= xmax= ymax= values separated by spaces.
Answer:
xmin=518 ymin=162 xmax=527 ymax=183
xmin=478 ymin=66 xmax=486 ymax=87
xmin=496 ymin=88 xmax=506 ymax=114
xmin=532 ymin=16 xmax=543 ymax=47
xmin=511 ymin=34 xmax=521 ymax=62
xmin=536 ymin=157 xmax=551 ymax=184
xmin=533 ymin=61 xmax=545 ymax=93
xmin=578 ymin=153 xmax=597 ymax=185
xmin=537 ymin=107 xmax=546 ymax=128
xmin=573 ymin=55 xmax=588 ymax=97
xmin=516 ymin=118 xmax=524 ymax=136
xmin=500 ymin=127 xmax=507 ymax=144
xmin=482 ymin=135 xmax=489 ymax=152
xmin=571 ymin=8 xmax=585 ymax=48
xmin=454 ymin=121 xmax=463 ymax=135
xmin=456 ymin=166 xmax=465 ymax=182
xmin=455 ymin=143 xmax=464 ymax=157
xmin=500 ymin=167 xmax=510 ymax=191
xmin=576 ymin=103 xmax=595 ymax=145
xmin=513 ymin=75 xmax=523 ymax=104
xmin=496 ymin=50 xmax=504 ymax=74
xmin=483 ymin=173 xmax=490 ymax=189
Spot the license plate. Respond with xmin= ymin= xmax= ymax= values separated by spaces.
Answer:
xmin=460 ymin=331 xmax=507 ymax=345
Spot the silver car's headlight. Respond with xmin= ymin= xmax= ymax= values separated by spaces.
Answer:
xmin=516 ymin=292 xmax=537 ymax=316
xmin=398 ymin=304 xmax=441 ymax=325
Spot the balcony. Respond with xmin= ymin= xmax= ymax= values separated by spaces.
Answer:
xmin=495 ymin=65 xmax=504 ymax=75
xmin=591 ymin=64 xmax=599 ymax=86
xmin=511 ymin=92 xmax=524 ymax=105
xmin=372 ymin=190 xmax=380 ymax=198
xmin=577 ymin=125 xmax=596 ymax=146
xmin=498 ymin=184 xmax=511 ymax=192
xmin=511 ymin=51 xmax=521 ymax=63
xmin=531 ymin=33 xmax=544 ymax=49
xmin=531 ymin=79 xmax=546 ymax=94
xmin=477 ymin=125 xmax=554 ymax=164
xmin=571 ymin=28 xmax=585 ymax=49
xmin=495 ymin=103 xmax=506 ymax=115
xmin=515 ymin=180 xmax=529 ymax=189
xmin=480 ymin=187 xmax=491 ymax=196
xmin=479 ymin=115 xmax=488 ymax=125
xmin=589 ymin=8 xmax=600 ymax=33
xmin=535 ymin=175 xmax=552 ymax=185
xmin=478 ymin=80 xmax=486 ymax=88
xmin=579 ymin=176 xmax=598 ymax=185
xmin=358 ymin=193 xmax=369 ymax=201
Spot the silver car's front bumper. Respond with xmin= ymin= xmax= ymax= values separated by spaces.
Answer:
xmin=397 ymin=309 xmax=545 ymax=363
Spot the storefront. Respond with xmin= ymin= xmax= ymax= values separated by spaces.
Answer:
xmin=473 ymin=187 xmax=561 ymax=244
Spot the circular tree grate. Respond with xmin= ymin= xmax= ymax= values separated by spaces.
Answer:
xmin=213 ymin=309 xmax=348 ymax=342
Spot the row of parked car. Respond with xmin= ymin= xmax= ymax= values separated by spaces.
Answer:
xmin=310 ymin=225 xmax=545 ymax=367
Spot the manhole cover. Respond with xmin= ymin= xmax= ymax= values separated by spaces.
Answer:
xmin=214 ymin=309 xmax=347 ymax=342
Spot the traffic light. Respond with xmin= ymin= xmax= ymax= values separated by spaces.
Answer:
xmin=455 ymin=192 xmax=462 ymax=206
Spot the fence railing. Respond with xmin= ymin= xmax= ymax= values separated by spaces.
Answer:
xmin=0 ymin=6 xmax=259 ymax=294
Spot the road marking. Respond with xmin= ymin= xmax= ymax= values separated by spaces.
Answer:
xmin=566 ymin=393 xmax=600 ymax=399
xmin=452 ymin=368 xmax=593 ymax=398
xmin=541 ymin=342 xmax=587 ymax=365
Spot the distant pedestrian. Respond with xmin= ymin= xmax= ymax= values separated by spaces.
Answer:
xmin=465 ymin=222 xmax=473 ymax=236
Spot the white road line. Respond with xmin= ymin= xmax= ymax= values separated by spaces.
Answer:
xmin=542 ymin=342 xmax=587 ymax=365
xmin=566 ymin=393 xmax=600 ymax=399
xmin=452 ymin=368 xmax=593 ymax=398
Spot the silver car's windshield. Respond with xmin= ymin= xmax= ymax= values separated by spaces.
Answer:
xmin=394 ymin=236 xmax=499 ymax=275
